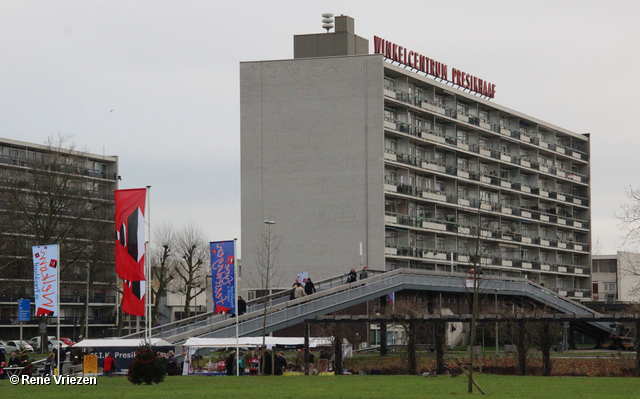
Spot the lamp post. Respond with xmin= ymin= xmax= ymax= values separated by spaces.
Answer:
xmin=263 ymin=221 xmax=276 ymax=303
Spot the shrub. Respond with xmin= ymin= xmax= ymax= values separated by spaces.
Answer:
xmin=127 ymin=343 xmax=165 ymax=385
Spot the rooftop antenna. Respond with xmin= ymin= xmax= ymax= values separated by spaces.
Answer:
xmin=322 ymin=13 xmax=334 ymax=32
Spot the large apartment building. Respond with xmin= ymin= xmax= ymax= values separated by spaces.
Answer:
xmin=241 ymin=16 xmax=591 ymax=300
xmin=0 ymin=137 xmax=119 ymax=338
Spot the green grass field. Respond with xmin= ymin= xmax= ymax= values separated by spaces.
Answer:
xmin=1 ymin=374 xmax=639 ymax=398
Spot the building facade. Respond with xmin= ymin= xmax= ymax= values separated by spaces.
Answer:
xmin=0 ymin=137 xmax=119 ymax=338
xmin=592 ymin=252 xmax=640 ymax=303
xmin=240 ymin=16 xmax=592 ymax=300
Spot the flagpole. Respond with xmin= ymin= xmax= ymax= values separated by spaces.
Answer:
xmin=57 ymin=245 xmax=61 ymax=376
xmin=146 ymin=185 xmax=151 ymax=342
xmin=234 ymin=238 xmax=239 ymax=376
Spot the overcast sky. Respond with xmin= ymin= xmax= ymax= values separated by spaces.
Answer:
xmin=2 ymin=1 xmax=639 ymax=256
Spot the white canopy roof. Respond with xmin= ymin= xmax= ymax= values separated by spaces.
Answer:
xmin=74 ymin=338 xmax=173 ymax=348
xmin=183 ymin=337 xmax=332 ymax=348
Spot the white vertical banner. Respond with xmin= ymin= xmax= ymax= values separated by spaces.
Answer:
xmin=297 ymin=271 xmax=308 ymax=286
xmin=32 ymin=245 xmax=59 ymax=317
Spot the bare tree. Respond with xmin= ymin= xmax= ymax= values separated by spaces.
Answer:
xmin=388 ymin=296 xmax=431 ymax=375
xmin=170 ymin=224 xmax=209 ymax=319
xmin=150 ymin=223 xmax=176 ymax=326
xmin=0 ymin=134 xmax=115 ymax=337
xmin=457 ymin=204 xmax=494 ymax=393
xmin=616 ymin=187 xmax=640 ymax=248
xmin=249 ymin=223 xmax=283 ymax=375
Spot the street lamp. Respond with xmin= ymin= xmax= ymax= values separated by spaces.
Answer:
xmin=263 ymin=221 xmax=276 ymax=302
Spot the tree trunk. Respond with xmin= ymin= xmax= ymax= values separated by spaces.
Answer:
xmin=636 ymin=319 xmax=640 ymax=377
xmin=516 ymin=319 xmax=527 ymax=376
xmin=541 ymin=321 xmax=552 ymax=376
xmin=334 ymin=331 xmax=343 ymax=375
xmin=407 ymin=319 xmax=417 ymax=375
xmin=435 ymin=321 xmax=446 ymax=375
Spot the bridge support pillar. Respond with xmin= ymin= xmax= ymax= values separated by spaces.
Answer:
xmin=304 ymin=321 xmax=310 ymax=376
xmin=568 ymin=322 xmax=576 ymax=350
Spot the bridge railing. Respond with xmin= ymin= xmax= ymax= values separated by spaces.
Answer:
xmin=122 ymin=268 xmax=388 ymax=339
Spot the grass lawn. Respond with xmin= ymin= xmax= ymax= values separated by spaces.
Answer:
xmin=1 ymin=374 xmax=639 ymax=398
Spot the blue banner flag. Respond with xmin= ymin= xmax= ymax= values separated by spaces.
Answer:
xmin=18 ymin=299 xmax=31 ymax=321
xmin=210 ymin=241 xmax=235 ymax=314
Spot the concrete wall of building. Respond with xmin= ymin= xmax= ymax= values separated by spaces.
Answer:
xmin=240 ymin=54 xmax=385 ymax=293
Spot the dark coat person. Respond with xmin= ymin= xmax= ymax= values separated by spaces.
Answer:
xmin=261 ymin=350 xmax=273 ymax=375
xmin=347 ymin=268 xmax=357 ymax=283
xmin=274 ymin=352 xmax=287 ymax=375
xmin=304 ymin=279 xmax=316 ymax=295
xmin=238 ymin=297 xmax=247 ymax=315
xmin=8 ymin=352 xmax=19 ymax=367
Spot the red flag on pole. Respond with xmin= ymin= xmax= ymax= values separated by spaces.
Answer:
xmin=122 ymin=279 xmax=145 ymax=316
xmin=115 ymin=189 xmax=146 ymax=281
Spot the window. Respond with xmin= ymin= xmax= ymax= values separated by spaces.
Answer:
xmin=457 ymin=130 xmax=468 ymax=142
xmin=458 ymin=186 xmax=468 ymax=197
xmin=457 ymin=102 xmax=467 ymax=115
xmin=459 ymin=214 xmax=468 ymax=225
xmin=521 ymin=249 xmax=529 ymax=260
xmin=424 ymin=178 xmax=433 ymax=190
xmin=479 ymin=137 xmax=488 ymax=149
xmin=436 ymin=238 xmax=444 ymax=250
xmin=434 ymin=124 xmax=444 ymax=135
xmin=499 ymin=117 xmax=507 ymax=128
xmin=434 ymin=95 xmax=444 ymax=106
xmin=384 ymin=109 xmax=396 ymax=122
xmin=603 ymin=283 xmax=616 ymax=292
xmin=385 ymin=138 xmax=397 ymax=152
xmin=479 ymin=110 xmax=489 ymax=122
xmin=384 ymin=76 xmax=395 ymax=91
xmin=385 ymin=171 xmax=396 ymax=183
xmin=457 ymin=158 xmax=469 ymax=170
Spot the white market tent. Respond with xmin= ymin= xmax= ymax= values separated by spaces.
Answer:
xmin=74 ymin=338 xmax=173 ymax=348
xmin=183 ymin=337 xmax=332 ymax=349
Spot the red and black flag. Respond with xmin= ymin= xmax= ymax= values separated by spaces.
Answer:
xmin=122 ymin=279 xmax=145 ymax=316
xmin=115 ymin=188 xmax=146 ymax=282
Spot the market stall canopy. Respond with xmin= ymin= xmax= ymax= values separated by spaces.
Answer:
xmin=184 ymin=337 xmax=332 ymax=349
xmin=74 ymin=338 xmax=173 ymax=348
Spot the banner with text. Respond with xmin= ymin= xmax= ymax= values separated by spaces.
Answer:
xmin=32 ymin=245 xmax=59 ymax=317
xmin=210 ymin=241 xmax=235 ymax=314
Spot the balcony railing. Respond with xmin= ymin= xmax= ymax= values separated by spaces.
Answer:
xmin=384 ymin=176 xmax=590 ymax=230
xmin=385 ymin=91 xmax=589 ymax=162
xmin=384 ymin=209 xmax=590 ymax=253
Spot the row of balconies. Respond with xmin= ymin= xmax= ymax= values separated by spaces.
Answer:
xmin=385 ymin=182 xmax=590 ymax=230
xmin=383 ymin=242 xmax=590 ymax=276
xmin=384 ymin=90 xmax=589 ymax=159
xmin=386 ymin=154 xmax=588 ymax=207
xmin=386 ymin=123 xmax=589 ymax=184
xmin=0 ymin=154 xmax=118 ymax=181
xmin=385 ymin=211 xmax=589 ymax=251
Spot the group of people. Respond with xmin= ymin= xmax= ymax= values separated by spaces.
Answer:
xmin=289 ymin=277 xmax=316 ymax=300
xmin=158 ymin=350 xmax=181 ymax=376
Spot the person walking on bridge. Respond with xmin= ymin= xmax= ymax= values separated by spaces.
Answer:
xmin=293 ymin=282 xmax=307 ymax=299
xmin=304 ymin=278 xmax=316 ymax=295
xmin=346 ymin=268 xmax=357 ymax=283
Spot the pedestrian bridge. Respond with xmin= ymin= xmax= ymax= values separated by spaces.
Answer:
xmin=123 ymin=268 xmax=612 ymax=344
